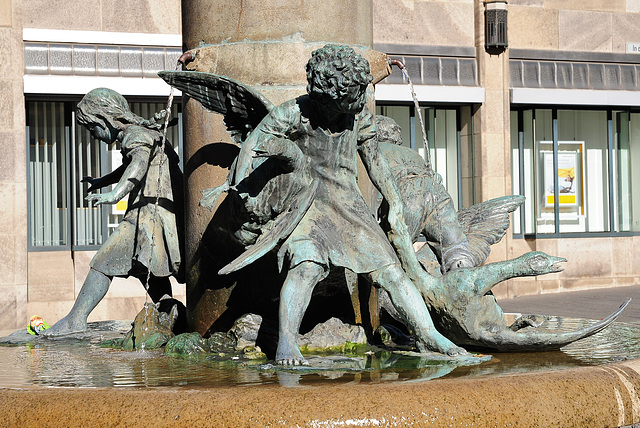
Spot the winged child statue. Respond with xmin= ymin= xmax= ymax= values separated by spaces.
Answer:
xmin=160 ymin=44 xmax=629 ymax=363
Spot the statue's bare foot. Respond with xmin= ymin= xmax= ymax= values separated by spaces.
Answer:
xmin=444 ymin=344 xmax=468 ymax=357
xmin=417 ymin=335 xmax=469 ymax=357
xmin=276 ymin=338 xmax=309 ymax=366
xmin=40 ymin=316 xmax=87 ymax=337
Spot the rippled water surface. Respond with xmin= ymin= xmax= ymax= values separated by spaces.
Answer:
xmin=1 ymin=318 xmax=639 ymax=388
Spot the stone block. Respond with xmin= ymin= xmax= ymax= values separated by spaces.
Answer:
xmin=491 ymin=281 xmax=509 ymax=299
xmin=27 ymin=251 xmax=75 ymax=302
xmin=0 ymin=181 xmax=16 ymax=234
xmin=531 ymin=238 xmax=558 ymax=258
xmin=0 ymin=0 xmax=10 ymax=27
xmin=104 ymin=296 xmax=147 ymax=321
xmin=13 ymin=225 xmax=27 ymax=286
xmin=544 ymin=0 xmax=625 ymax=12
xmin=509 ymin=0 xmax=544 ymax=5
xmin=560 ymin=277 xmax=611 ymax=291
xmin=539 ymin=278 xmax=561 ymax=293
xmin=0 ymin=133 xmax=16 ymax=182
xmin=559 ymin=10 xmax=613 ymax=52
xmin=373 ymin=0 xmax=474 ymax=48
xmin=633 ymin=236 xmax=640 ymax=277
xmin=477 ymin=176 xmax=508 ymax=202
xmin=0 ymin=81 xmax=12 ymax=130
xmin=509 ymin=277 xmax=542 ymax=297
xmin=509 ymin=6 xmax=558 ymax=50
xmin=485 ymin=240 xmax=507 ymax=265
xmin=0 ymin=284 xmax=27 ymax=331
xmin=477 ymin=133 xmax=508 ymax=178
xmin=613 ymin=277 xmax=637 ymax=287
xmin=107 ymin=277 xmax=148 ymax=299
xmin=72 ymin=250 xmax=95 ymax=295
xmin=510 ymin=238 xmax=535 ymax=259
xmin=26 ymin=300 xmax=74 ymax=326
xmin=480 ymin=94 xmax=509 ymax=135
xmin=612 ymin=237 xmax=634 ymax=277
xmin=557 ymin=237 xmax=612 ymax=279
xmin=21 ymin=0 xmax=101 ymax=30
xmin=0 ymin=234 xmax=16 ymax=286
xmin=86 ymin=298 xmax=109 ymax=322
xmin=613 ymin=13 xmax=640 ymax=52
xmin=11 ymin=80 xmax=25 ymax=141
xmin=0 ymin=28 xmax=10 ymax=76
xmin=102 ymin=0 xmax=181 ymax=35
xmin=629 ymin=0 xmax=640 ymax=12
xmin=184 ymin=0 xmax=372 ymax=48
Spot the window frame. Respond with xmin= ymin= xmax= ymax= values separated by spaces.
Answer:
xmin=25 ymin=95 xmax=182 ymax=251
xmin=375 ymin=102 xmax=476 ymax=210
xmin=511 ymin=104 xmax=640 ymax=239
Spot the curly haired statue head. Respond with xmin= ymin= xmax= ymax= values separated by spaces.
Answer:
xmin=306 ymin=44 xmax=373 ymax=115
xmin=77 ymin=88 xmax=162 ymax=131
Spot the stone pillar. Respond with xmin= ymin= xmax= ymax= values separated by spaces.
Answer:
xmin=181 ymin=0 xmax=376 ymax=334
xmin=0 ymin=0 xmax=28 ymax=330
xmin=474 ymin=1 xmax=511 ymax=265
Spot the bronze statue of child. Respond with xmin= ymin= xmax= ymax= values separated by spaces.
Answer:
xmin=44 ymin=88 xmax=184 ymax=336
xmin=231 ymin=45 xmax=467 ymax=364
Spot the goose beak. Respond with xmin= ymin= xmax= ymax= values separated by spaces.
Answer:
xmin=549 ymin=256 xmax=567 ymax=273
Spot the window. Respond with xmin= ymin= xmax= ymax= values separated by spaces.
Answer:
xmin=27 ymin=98 xmax=182 ymax=249
xmin=375 ymin=104 xmax=475 ymax=210
xmin=511 ymin=108 xmax=640 ymax=236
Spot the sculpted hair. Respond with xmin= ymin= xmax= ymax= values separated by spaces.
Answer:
xmin=376 ymin=115 xmax=403 ymax=146
xmin=305 ymin=44 xmax=372 ymax=103
xmin=77 ymin=88 xmax=163 ymax=130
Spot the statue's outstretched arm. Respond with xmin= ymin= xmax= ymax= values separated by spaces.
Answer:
xmin=86 ymin=149 xmax=148 ymax=205
xmin=82 ymin=161 xmax=128 ymax=193
xmin=359 ymin=137 xmax=426 ymax=285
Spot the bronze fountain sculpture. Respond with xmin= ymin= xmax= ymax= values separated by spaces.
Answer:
xmin=42 ymin=44 xmax=629 ymax=366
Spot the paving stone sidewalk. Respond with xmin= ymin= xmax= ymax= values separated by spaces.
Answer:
xmin=497 ymin=285 xmax=640 ymax=324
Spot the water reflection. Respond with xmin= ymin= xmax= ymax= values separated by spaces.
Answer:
xmin=1 ymin=318 xmax=639 ymax=389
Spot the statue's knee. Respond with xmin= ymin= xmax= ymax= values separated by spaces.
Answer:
xmin=370 ymin=263 xmax=404 ymax=288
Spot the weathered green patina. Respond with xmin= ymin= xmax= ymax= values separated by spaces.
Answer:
xmin=159 ymin=44 xmax=629 ymax=365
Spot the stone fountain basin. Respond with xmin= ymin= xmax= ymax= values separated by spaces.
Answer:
xmin=1 ymin=317 xmax=640 ymax=426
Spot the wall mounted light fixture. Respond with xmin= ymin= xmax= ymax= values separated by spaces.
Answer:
xmin=485 ymin=1 xmax=508 ymax=53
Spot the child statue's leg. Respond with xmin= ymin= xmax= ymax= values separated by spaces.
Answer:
xmin=371 ymin=263 xmax=467 ymax=356
xmin=276 ymin=260 xmax=327 ymax=365
xmin=42 ymin=268 xmax=111 ymax=336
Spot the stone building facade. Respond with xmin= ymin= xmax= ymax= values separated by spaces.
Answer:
xmin=1 ymin=0 xmax=640 ymax=330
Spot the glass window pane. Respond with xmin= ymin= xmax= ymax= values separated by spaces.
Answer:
xmin=376 ymin=104 xmax=461 ymax=208
xmin=510 ymin=110 xmax=521 ymax=234
xmin=613 ymin=111 xmax=631 ymax=232
xmin=28 ymin=101 xmax=69 ymax=247
xmin=557 ymin=110 xmax=608 ymax=233
xmin=522 ymin=110 xmax=535 ymax=234
xmin=376 ymin=105 xmax=411 ymax=149
xmin=534 ymin=109 xmax=556 ymax=234
xmin=626 ymin=113 xmax=640 ymax=231
xmin=459 ymin=105 xmax=474 ymax=209
xmin=74 ymin=117 xmax=104 ymax=246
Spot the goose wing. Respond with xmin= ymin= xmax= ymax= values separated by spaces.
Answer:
xmin=458 ymin=195 xmax=525 ymax=266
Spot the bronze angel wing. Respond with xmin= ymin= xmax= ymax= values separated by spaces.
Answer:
xmin=457 ymin=195 xmax=525 ymax=266
xmin=158 ymin=70 xmax=274 ymax=144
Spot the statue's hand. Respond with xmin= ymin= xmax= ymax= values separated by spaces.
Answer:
xmin=252 ymin=138 xmax=294 ymax=158
xmin=86 ymin=192 xmax=117 ymax=205
xmin=199 ymin=183 xmax=230 ymax=211
xmin=82 ymin=176 xmax=102 ymax=193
